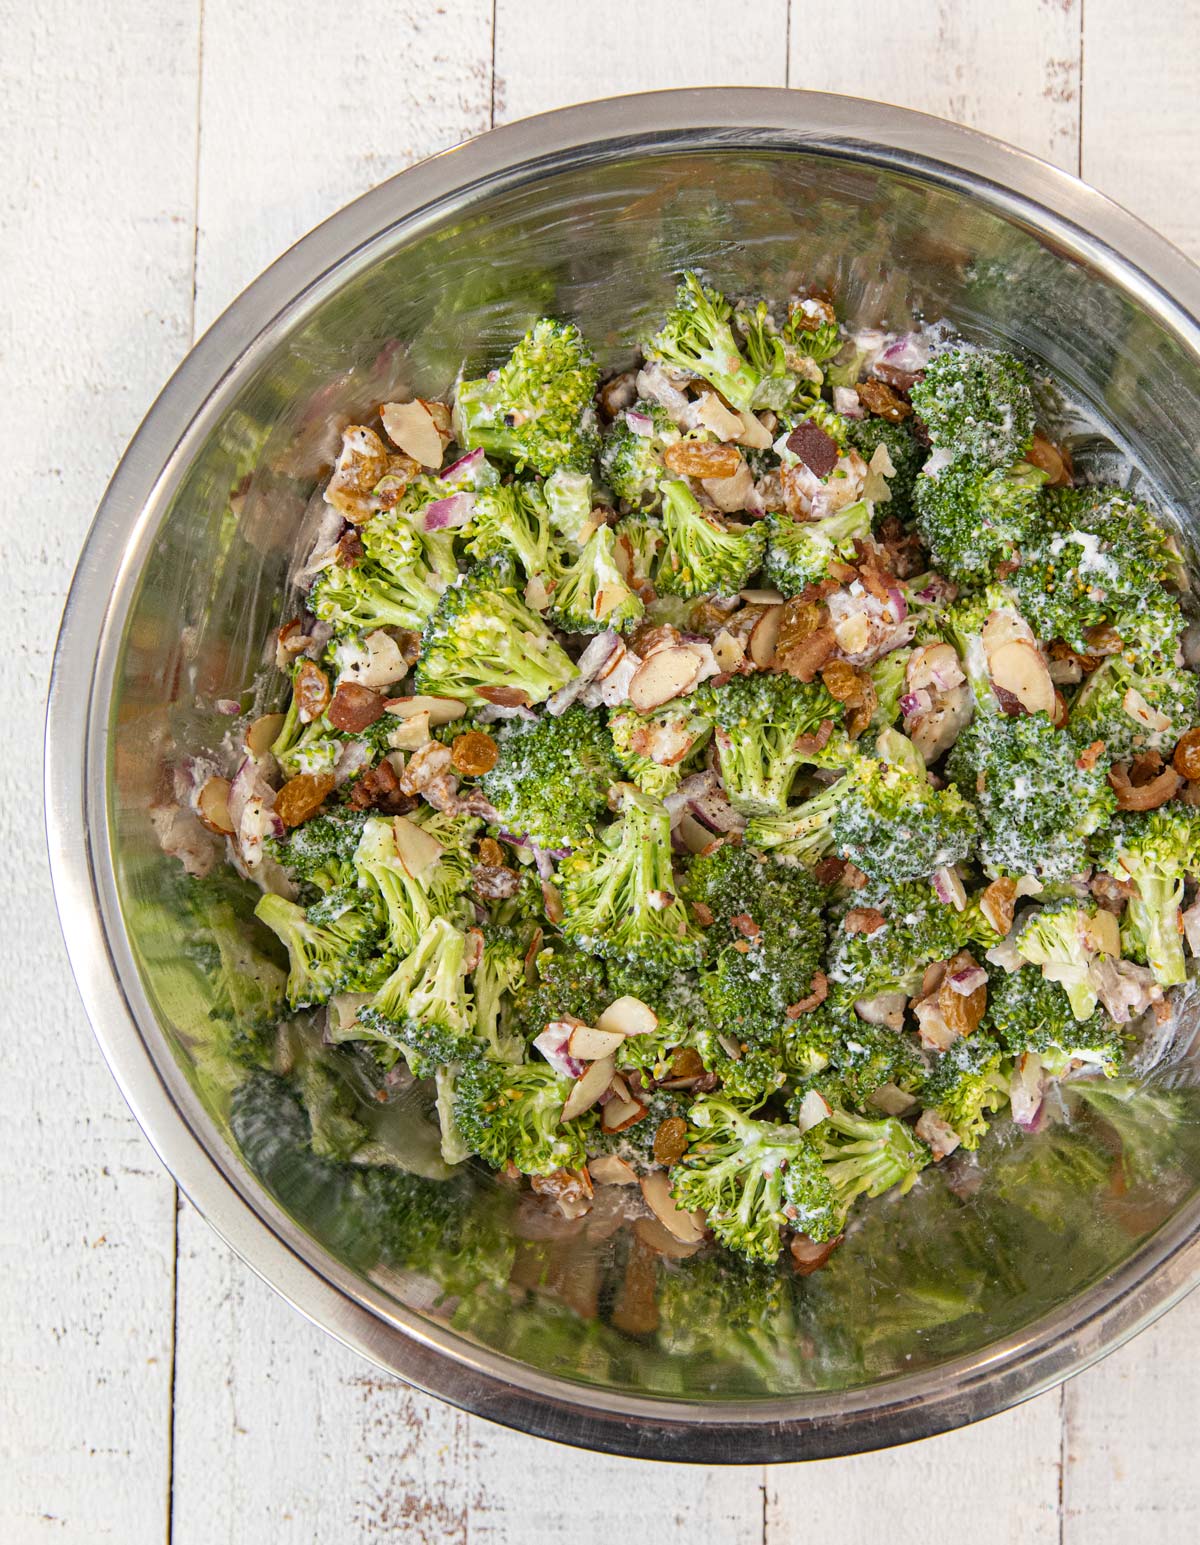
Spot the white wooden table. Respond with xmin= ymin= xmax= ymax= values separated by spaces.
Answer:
xmin=5 ymin=2 xmax=1200 ymax=1538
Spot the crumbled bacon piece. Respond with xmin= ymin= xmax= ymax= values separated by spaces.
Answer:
xmin=327 ymin=681 xmax=385 ymax=733
xmin=1076 ymin=739 xmax=1106 ymax=771
xmin=785 ymin=420 xmax=839 ymax=479
xmin=786 ymin=972 xmax=829 ymax=1016
xmin=857 ymin=379 xmax=912 ymax=422
xmin=730 ymin=913 xmax=761 ymax=941
xmin=844 ymin=908 xmax=887 ymax=937
xmin=347 ymin=760 xmax=416 ymax=814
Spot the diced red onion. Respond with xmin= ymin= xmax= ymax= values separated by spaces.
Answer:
xmin=948 ymin=964 xmax=988 ymax=996
xmin=832 ymin=386 xmax=864 ymax=419
xmin=441 ymin=447 xmax=486 ymax=483
xmin=422 ymin=492 xmax=474 ymax=531
xmin=931 ymin=866 xmax=966 ymax=910
xmin=900 ymin=690 xmax=930 ymax=719
xmin=533 ymin=1026 xmax=584 ymax=1080
xmin=531 ymin=844 xmax=556 ymax=881
xmin=879 ymin=332 xmax=930 ymax=373
xmin=887 ymin=586 xmax=908 ymax=623
xmin=625 ymin=409 xmax=655 ymax=437
xmin=215 ymin=698 xmax=241 ymax=716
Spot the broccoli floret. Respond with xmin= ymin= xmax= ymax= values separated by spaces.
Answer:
xmin=1069 ymin=652 xmax=1199 ymax=761
xmin=815 ymin=1104 xmax=932 ymax=1224
xmin=267 ymin=808 xmax=368 ymax=899
xmin=669 ymin=1096 xmax=824 ymax=1262
xmin=830 ymin=729 xmax=978 ymax=883
xmin=762 ymin=500 xmax=873 ymax=596
xmin=643 ymin=272 xmax=764 ymax=411
xmin=357 ymin=916 xmax=474 ymax=1076
xmin=546 ymin=523 xmax=644 ymax=633
xmin=913 ymin=459 xmax=1048 ymax=585
xmin=452 ymin=318 xmax=600 ymax=476
xmin=795 ymin=1019 xmax=927 ymax=1115
xmin=511 ymin=938 xmax=610 ymax=1039
xmin=359 ymin=506 xmax=453 ymax=599
xmin=655 ymin=1253 xmax=799 ymax=1382
xmin=471 ymin=925 xmax=528 ymax=1064
xmin=416 ymin=566 xmax=577 ymax=708
xmin=865 ymin=648 xmax=913 ymax=739
xmin=1094 ymin=808 xmax=1200 ymax=986
xmin=742 ymin=776 xmax=846 ymax=866
xmin=452 ymin=1057 xmax=588 ymax=1175
xmin=1010 ymin=486 xmax=1181 ymax=652
xmin=697 ymin=671 xmax=843 ymax=815
xmin=557 ymin=783 xmax=702 ymax=974
xmin=988 ymin=965 xmax=1123 ymax=1076
xmin=783 ymin=296 xmax=842 ymax=365
xmin=612 ymin=514 xmax=664 ymax=594
xmin=846 ymin=418 xmax=926 ymax=518
xmin=608 ymin=701 xmax=711 ymax=799
xmin=827 ymin=877 xmax=972 ymax=1000
xmin=946 ymin=711 xmax=1116 ymax=881
xmin=542 ymin=469 xmax=598 ymax=548
xmin=352 ymin=813 xmax=473 ymax=957
xmin=253 ymin=892 xmax=380 ymax=1009
xmin=697 ymin=1036 xmax=790 ymax=1103
xmin=655 ymin=479 xmax=765 ymax=599
xmin=599 ymin=400 xmax=680 ymax=509
xmin=921 ymin=1033 xmax=1010 ymax=1150
xmin=909 ymin=346 xmax=1036 ymax=467
xmin=309 ymin=550 xmax=439 ymax=636
xmin=480 ymin=704 xmax=624 ymax=849
xmin=1015 ymin=900 xmax=1111 ymax=1020
xmin=734 ymin=299 xmax=802 ymax=411
xmin=465 ymin=481 xmax=555 ymax=579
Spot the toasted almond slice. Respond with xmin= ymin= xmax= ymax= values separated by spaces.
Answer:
xmin=627 ymin=645 xmax=702 ymax=712
xmin=245 ymin=713 xmax=286 ymax=755
xmin=601 ymin=1093 xmax=647 ymax=1132
xmin=392 ymin=815 xmax=444 ymax=877
xmin=988 ymin=640 xmax=1055 ymax=716
xmin=380 ymin=399 xmax=446 ymax=468
xmin=560 ymin=1055 xmax=616 ymax=1122
xmin=693 ymin=390 xmax=745 ymax=441
xmin=906 ymin=643 xmax=963 ymax=693
xmin=196 ymin=776 xmax=234 ymax=835
xmin=1123 ymin=686 xmax=1171 ymax=734
xmin=639 ymin=1171 xmax=706 ymax=1245
xmin=524 ymin=573 xmax=551 ymax=612
xmin=588 ymin=1154 xmax=639 ymax=1186
xmin=676 ymin=812 xmax=714 ymax=855
xmin=702 ymin=462 xmax=755 ymax=512
xmin=1084 ymin=907 xmax=1121 ymax=958
xmin=793 ymin=1088 xmax=832 ymax=1133
xmin=598 ymin=995 xmax=659 ymax=1037
xmin=733 ymin=411 xmax=774 ymax=451
xmin=567 ymin=1025 xmax=626 ymax=1061
xmin=982 ymin=607 xmax=1036 ymax=655
xmin=748 ymin=603 xmax=783 ymax=669
xmin=739 ymin=588 xmax=785 ymax=606
xmin=833 ymin=611 xmax=871 ymax=655
xmin=383 ymin=694 xmax=468 ymax=725
xmin=388 ymin=710 xmax=432 ymax=750
xmin=712 ymin=627 xmax=746 ymax=672
xmin=633 ymin=1214 xmax=704 ymax=1259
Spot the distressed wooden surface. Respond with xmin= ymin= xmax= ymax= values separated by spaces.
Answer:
xmin=6 ymin=1 xmax=1200 ymax=1540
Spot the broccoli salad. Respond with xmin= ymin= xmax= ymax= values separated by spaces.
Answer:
xmin=174 ymin=272 xmax=1200 ymax=1285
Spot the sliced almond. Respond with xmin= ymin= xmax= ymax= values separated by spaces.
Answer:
xmin=524 ymin=573 xmax=551 ymax=612
xmin=793 ymin=1088 xmax=832 ymax=1134
xmin=597 ymin=995 xmax=659 ymax=1037
xmin=832 ymin=611 xmax=871 ymax=656
xmin=677 ymin=812 xmax=714 ymax=855
xmin=588 ymin=1154 xmax=639 ymax=1186
xmin=982 ymin=607 xmax=1036 ymax=656
xmin=388 ymin=710 xmax=432 ymax=751
xmin=702 ymin=462 xmax=756 ymax=512
xmin=739 ymin=588 xmax=785 ymax=606
xmin=383 ymin=694 xmax=468 ymax=726
xmin=633 ymin=1214 xmax=703 ymax=1259
xmin=560 ymin=1055 xmax=616 ymax=1122
xmin=626 ymin=646 xmax=702 ymax=712
xmin=245 ymin=713 xmax=286 ymax=755
xmin=748 ymin=604 xmax=783 ymax=669
xmin=196 ymin=776 xmax=234 ymax=835
xmin=392 ymin=815 xmax=444 ymax=877
xmin=988 ymin=640 xmax=1055 ymax=716
xmin=1084 ymin=908 xmax=1121 ymax=958
xmin=600 ymin=1092 xmax=647 ymax=1132
xmin=733 ymin=411 xmax=774 ymax=451
xmin=566 ymin=1025 xmax=626 ymax=1061
xmin=712 ymin=627 xmax=746 ymax=673
xmin=1123 ymin=687 xmax=1172 ymax=734
xmin=693 ymin=390 xmax=745 ymax=441
xmin=380 ymin=399 xmax=447 ymax=469
xmin=639 ymin=1171 xmax=706 ymax=1245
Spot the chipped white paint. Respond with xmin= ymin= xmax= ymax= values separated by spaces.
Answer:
xmin=5 ymin=1 xmax=1200 ymax=1540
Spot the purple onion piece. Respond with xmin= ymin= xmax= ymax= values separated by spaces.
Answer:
xmin=422 ymin=492 xmax=475 ymax=532
xmin=625 ymin=410 xmax=654 ymax=437
xmin=899 ymin=692 xmax=922 ymax=718
xmin=887 ymin=586 xmax=908 ymax=623
xmin=832 ymin=386 xmax=864 ymax=420
xmin=215 ymin=698 xmax=241 ymax=716
xmin=533 ymin=1028 xmax=583 ymax=1081
xmin=441 ymin=447 xmax=485 ymax=482
xmin=879 ymin=332 xmax=930 ymax=372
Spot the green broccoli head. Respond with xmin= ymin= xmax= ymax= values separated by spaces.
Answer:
xmin=794 ymin=1019 xmax=927 ymax=1115
xmin=1069 ymin=652 xmax=1198 ymax=761
xmin=946 ymin=711 xmax=1116 ymax=881
xmin=921 ymin=1032 xmax=1010 ymax=1150
xmin=268 ymin=808 xmax=369 ymax=899
xmin=1095 ymin=808 xmax=1200 ymax=986
xmin=542 ymin=469 xmax=597 ymax=548
xmin=1014 ymin=900 xmax=1110 ymax=1020
xmin=734 ymin=298 xmax=803 ymax=411
xmin=352 ymin=812 xmax=473 ymax=958
xmin=643 ymin=272 xmax=764 ymax=411
xmin=909 ymin=346 xmax=1036 ymax=467
xmin=511 ymin=937 xmax=610 ymax=1040
xmin=480 ymin=704 xmax=624 ymax=850
xmin=762 ymin=501 xmax=873 ymax=596
xmin=557 ymin=783 xmax=702 ymax=974
xmin=415 ymin=565 xmax=577 ymax=708
xmin=656 ymin=479 xmax=766 ymax=599
xmin=913 ymin=459 xmax=1048 ymax=586
xmin=599 ymin=400 xmax=680 ymax=509
xmin=471 ymin=924 xmax=528 ymax=1064
xmin=826 ymin=877 xmax=973 ymax=1000
xmin=465 ymin=480 xmax=555 ymax=579
xmin=357 ymin=916 xmax=475 ymax=1076
xmin=452 ymin=1057 xmax=588 ymax=1175
xmin=846 ymin=418 xmax=926 ymax=518
xmin=1009 ymin=486 xmax=1182 ymax=652
xmin=987 ymin=965 xmax=1123 ymax=1076
xmin=452 ymin=318 xmax=600 ymax=476
xmin=253 ymin=892 xmax=381 ymax=1010
xmin=742 ymin=776 xmax=846 ymax=866
xmin=308 ymin=548 xmax=440 ymax=636
xmin=815 ymin=1105 xmax=931 ymax=1230
xmin=697 ymin=670 xmax=843 ymax=815
xmin=608 ymin=700 xmax=711 ymax=799
xmin=546 ymin=523 xmax=644 ymax=633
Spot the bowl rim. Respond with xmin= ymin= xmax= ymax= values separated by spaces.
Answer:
xmin=45 ymin=85 xmax=1200 ymax=1463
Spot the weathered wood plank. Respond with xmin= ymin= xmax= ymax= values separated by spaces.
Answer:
xmin=790 ymin=1 xmax=1083 ymax=172
xmin=1081 ymin=0 xmax=1200 ymax=261
xmin=0 ymin=1 xmax=200 ymax=1539
xmin=492 ymin=0 xmax=789 ymax=124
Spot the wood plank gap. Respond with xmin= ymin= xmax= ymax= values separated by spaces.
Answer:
xmin=165 ymin=1192 xmax=180 ymax=1545
xmin=189 ymin=0 xmax=207 ymax=346
xmin=1077 ymin=0 xmax=1086 ymax=178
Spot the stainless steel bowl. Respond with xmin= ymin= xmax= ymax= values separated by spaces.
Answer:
xmin=47 ymin=88 xmax=1200 ymax=1462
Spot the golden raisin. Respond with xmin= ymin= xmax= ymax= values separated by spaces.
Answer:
xmin=1173 ymin=727 xmax=1200 ymax=781
xmin=668 ymin=1047 xmax=705 ymax=1080
xmin=451 ymin=729 xmax=499 ymax=776
xmin=857 ymin=379 xmax=912 ymax=422
xmin=653 ymin=1117 xmax=689 ymax=1166
xmin=938 ymin=952 xmax=987 ymax=1036
xmin=275 ymin=771 xmax=335 ymax=828
xmin=663 ymin=440 xmax=743 ymax=479
xmin=477 ymin=835 xmax=506 ymax=868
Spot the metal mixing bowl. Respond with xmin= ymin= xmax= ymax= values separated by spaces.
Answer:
xmin=46 ymin=89 xmax=1200 ymax=1462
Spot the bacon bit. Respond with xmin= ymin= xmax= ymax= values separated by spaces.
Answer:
xmin=692 ymin=901 xmax=715 ymax=927
xmin=877 ymin=513 xmax=925 ymax=580
xmin=730 ymin=913 xmax=761 ymax=941
xmin=334 ymin=528 xmax=364 ymax=567
xmin=450 ymin=729 xmax=499 ymax=776
xmin=1109 ymin=758 xmax=1181 ymax=811
xmin=794 ymin=719 xmax=834 ymax=756
xmin=294 ymin=659 xmax=331 ymax=723
xmin=857 ymin=557 xmax=896 ymax=605
xmin=872 ymin=361 xmax=921 ymax=394
xmin=842 ymin=862 xmax=869 ymax=889
xmin=786 ymin=972 xmax=829 ymax=1017
xmin=844 ymin=907 xmax=887 ymax=937
xmin=347 ymin=759 xmax=417 ymax=813
xmin=476 ymin=685 xmax=531 ymax=708
xmin=812 ymin=856 xmax=847 ymax=887
xmin=858 ymin=379 xmax=912 ymax=422
xmin=790 ymin=1233 xmax=842 ymax=1276
xmin=731 ymin=939 xmax=754 ymax=954
xmin=785 ymin=420 xmax=839 ymax=479
xmin=1076 ymin=739 xmax=1106 ymax=771
xmin=327 ymin=681 xmax=385 ymax=733
xmin=776 ymin=626 xmax=837 ymax=683
xmin=1173 ymin=727 xmax=1200 ymax=780
xmin=826 ymin=558 xmax=859 ymax=583
xmin=275 ymin=771 xmax=335 ymax=828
